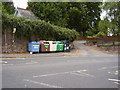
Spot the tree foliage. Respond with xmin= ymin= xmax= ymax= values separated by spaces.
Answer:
xmin=27 ymin=2 xmax=102 ymax=36
xmin=27 ymin=2 xmax=68 ymax=27
xmin=2 ymin=2 xmax=14 ymax=14
xmin=98 ymin=18 xmax=110 ymax=35
xmin=103 ymin=2 xmax=119 ymax=36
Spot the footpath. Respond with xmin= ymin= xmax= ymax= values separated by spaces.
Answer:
xmin=0 ymin=41 xmax=80 ymax=59
xmin=1 ymin=40 xmax=117 ymax=60
xmin=1 ymin=49 xmax=79 ymax=59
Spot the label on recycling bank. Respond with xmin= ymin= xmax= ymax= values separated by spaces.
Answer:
xmin=33 ymin=45 xmax=39 ymax=47
xmin=34 ymin=47 xmax=39 ymax=49
xmin=33 ymin=45 xmax=39 ymax=48
xmin=45 ymin=46 xmax=49 ymax=48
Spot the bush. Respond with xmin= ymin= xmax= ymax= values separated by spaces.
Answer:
xmin=2 ymin=14 xmax=79 ymax=41
xmin=87 ymin=32 xmax=106 ymax=38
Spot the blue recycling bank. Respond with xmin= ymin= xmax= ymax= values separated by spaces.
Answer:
xmin=28 ymin=42 xmax=40 ymax=53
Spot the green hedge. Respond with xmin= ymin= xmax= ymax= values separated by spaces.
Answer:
xmin=2 ymin=14 xmax=79 ymax=41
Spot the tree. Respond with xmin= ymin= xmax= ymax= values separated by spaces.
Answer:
xmin=27 ymin=2 xmax=67 ymax=27
xmin=66 ymin=2 xmax=102 ymax=36
xmin=103 ymin=2 xmax=119 ymax=36
xmin=2 ymin=2 xmax=14 ymax=14
xmin=27 ymin=2 xmax=102 ymax=36
xmin=98 ymin=18 xmax=110 ymax=35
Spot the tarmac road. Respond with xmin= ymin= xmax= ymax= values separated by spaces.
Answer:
xmin=1 ymin=41 xmax=119 ymax=88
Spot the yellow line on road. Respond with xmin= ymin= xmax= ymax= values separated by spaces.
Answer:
xmin=113 ymin=82 xmax=120 ymax=85
xmin=1 ymin=57 xmax=27 ymax=60
xmin=0 ymin=61 xmax=8 ymax=63
xmin=1 ymin=49 xmax=80 ymax=59
xmin=64 ymin=49 xmax=80 ymax=56
xmin=92 ymin=48 xmax=109 ymax=54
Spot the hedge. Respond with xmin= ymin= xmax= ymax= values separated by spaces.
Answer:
xmin=2 ymin=14 xmax=79 ymax=41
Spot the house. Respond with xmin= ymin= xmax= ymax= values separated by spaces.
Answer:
xmin=14 ymin=7 xmax=37 ymax=19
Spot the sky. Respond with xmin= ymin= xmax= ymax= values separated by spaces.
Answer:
xmin=12 ymin=0 xmax=28 ymax=9
xmin=100 ymin=10 xmax=106 ymax=20
xmin=12 ymin=0 xmax=106 ymax=20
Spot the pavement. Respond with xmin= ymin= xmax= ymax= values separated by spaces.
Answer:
xmin=0 ymin=40 xmax=118 ymax=60
xmin=0 ymin=41 xmax=80 ymax=59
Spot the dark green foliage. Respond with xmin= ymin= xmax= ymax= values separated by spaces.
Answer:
xmin=67 ymin=2 xmax=102 ymax=36
xmin=27 ymin=2 xmax=68 ymax=27
xmin=2 ymin=14 xmax=79 ymax=41
xmin=27 ymin=2 xmax=102 ymax=36
xmin=2 ymin=2 xmax=14 ymax=14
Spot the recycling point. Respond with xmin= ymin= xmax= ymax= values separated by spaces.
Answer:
xmin=28 ymin=42 xmax=40 ymax=54
xmin=28 ymin=40 xmax=72 ymax=54
xmin=40 ymin=41 xmax=50 ymax=52
xmin=47 ymin=41 xmax=57 ymax=52
xmin=61 ymin=40 xmax=71 ymax=52
xmin=54 ymin=41 xmax=64 ymax=51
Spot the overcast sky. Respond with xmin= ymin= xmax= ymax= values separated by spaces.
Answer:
xmin=12 ymin=0 xmax=28 ymax=9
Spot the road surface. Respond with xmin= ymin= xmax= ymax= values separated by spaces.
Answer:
xmin=2 ymin=41 xmax=119 ymax=88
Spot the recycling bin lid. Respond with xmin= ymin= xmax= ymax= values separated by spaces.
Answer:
xmin=54 ymin=41 xmax=62 ymax=44
xmin=29 ymin=41 xmax=40 ymax=44
xmin=61 ymin=40 xmax=70 ymax=43
xmin=52 ymin=42 xmax=56 ymax=44
xmin=47 ymin=41 xmax=57 ymax=44
xmin=43 ymin=42 xmax=49 ymax=44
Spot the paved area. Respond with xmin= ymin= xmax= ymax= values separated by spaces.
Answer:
xmin=1 ymin=42 xmax=78 ymax=59
xmin=1 ymin=41 xmax=119 ymax=88
xmin=1 ymin=41 xmax=116 ymax=59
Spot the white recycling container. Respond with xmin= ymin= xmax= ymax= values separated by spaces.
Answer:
xmin=47 ymin=41 xmax=57 ymax=52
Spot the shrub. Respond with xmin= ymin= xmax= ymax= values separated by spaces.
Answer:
xmin=87 ymin=32 xmax=106 ymax=38
xmin=2 ymin=14 xmax=79 ymax=41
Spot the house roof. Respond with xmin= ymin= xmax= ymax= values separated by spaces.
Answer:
xmin=14 ymin=7 xmax=37 ymax=19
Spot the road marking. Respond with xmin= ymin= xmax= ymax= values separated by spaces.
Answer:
xmin=108 ymin=79 xmax=120 ymax=82
xmin=24 ymin=79 xmax=63 ymax=88
xmin=108 ymin=71 xmax=118 ymax=75
xmin=64 ymin=50 xmax=80 ymax=56
xmin=0 ymin=61 xmax=8 ymax=64
xmin=33 ymin=70 xmax=88 ymax=78
xmin=92 ymin=48 xmax=109 ymax=54
xmin=113 ymin=82 xmax=120 ymax=85
xmin=70 ymin=72 xmax=95 ymax=78
xmin=1 ymin=57 xmax=26 ymax=60
xmin=2 ymin=64 xmax=14 ymax=66
xmin=98 ymin=66 xmax=118 ymax=70
xmin=74 ymin=70 xmax=95 ymax=78
xmin=33 ymin=72 xmax=70 ymax=78
xmin=25 ymin=61 xmax=38 ymax=65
